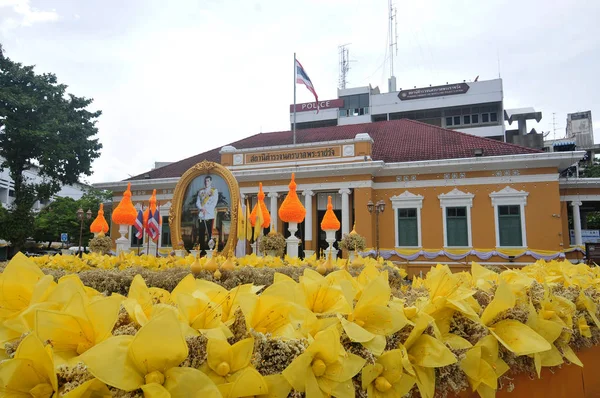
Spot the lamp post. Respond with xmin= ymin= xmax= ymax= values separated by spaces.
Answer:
xmin=77 ymin=208 xmax=92 ymax=258
xmin=367 ymin=199 xmax=386 ymax=258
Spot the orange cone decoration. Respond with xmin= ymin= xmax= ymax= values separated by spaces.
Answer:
xmin=278 ymin=173 xmax=306 ymax=223
xmin=249 ymin=183 xmax=271 ymax=228
xmin=111 ymin=182 xmax=137 ymax=225
xmin=320 ymin=196 xmax=340 ymax=231
xmin=90 ymin=203 xmax=110 ymax=234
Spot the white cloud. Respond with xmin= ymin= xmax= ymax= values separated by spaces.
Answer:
xmin=0 ymin=0 xmax=58 ymax=33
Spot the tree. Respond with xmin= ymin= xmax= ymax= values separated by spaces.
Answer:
xmin=582 ymin=164 xmax=600 ymax=178
xmin=34 ymin=189 xmax=112 ymax=248
xmin=0 ymin=44 xmax=102 ymax=250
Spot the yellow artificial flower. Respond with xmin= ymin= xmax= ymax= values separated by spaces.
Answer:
xmin=35 ymin=292 xmax=123 ymax=364
xmin=339 ymin=273 xmax=407 ymax=355
xmin=577 ymin=291 xmax=600 ymax=328
xmin=298 ymin=269 xmax=352 ymax=315
xmin=282 ymin=327 xmax=365 ymax=398
xmin=361 ymin=349 xmax=416 ymax=397
xmin=200 ymin=337 xmax=256 ymax=385
xmin=460 ymin=335 xmax=509 ymax=398
xmin=470 ymin=262 xmax=499 ymax=291
xmin=578 ymin=315 xmax=592 ymax=338
xmin=238 ymin=291 xmax=298 ymax=338
xmin=122 ymin=274 xmax=177 ymax=326
xmin=480 ymin=282 xmax=550 ymax=356
xmin=80 ymin=311 xmax=221 ymax=397
xmin=0 ymin=333 xmax=58 ymax=397
xmin=421 ymin=264 xmax=480 ymax=319
xmin=176 ymin=291 xmax=232 ymax=340
xmin=398 ymin=315 xmax=457 ymax=398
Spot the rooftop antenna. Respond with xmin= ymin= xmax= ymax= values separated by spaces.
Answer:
xmin=338 ymin=44 xmax=351 ymax=89
xmin=388 ymin=0 xmax=398 ymax=78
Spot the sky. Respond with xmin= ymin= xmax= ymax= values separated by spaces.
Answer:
xmin=1 ymin=0 xmax=599 ymax=184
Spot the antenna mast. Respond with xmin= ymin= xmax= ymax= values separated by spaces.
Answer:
xmin=338 ymin=44 xmax=351 ymax=89
xmin=388 ymin=0 xmax=397 ymax=78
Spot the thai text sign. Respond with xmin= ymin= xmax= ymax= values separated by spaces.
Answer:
xmin=245 ymin=146 xmax=341 ymax=164
xmin=398 ymin=83 xmax=469 ymax=100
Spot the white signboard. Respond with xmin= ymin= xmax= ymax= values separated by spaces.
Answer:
xmin=570 ymin=229 xmax=600 ymax=243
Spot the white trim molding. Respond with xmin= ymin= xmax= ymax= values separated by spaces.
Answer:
xmin=490 ymin=186 xmax=529 ymax=248
xmin=438 ymin=188 xmax=474 ymax=248
xmin=390 ymin=191 xmax=424 ymax=248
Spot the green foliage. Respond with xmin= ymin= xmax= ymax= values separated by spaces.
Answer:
xmin=33 ymin=189 xmax=112 ymax=247
xmin=582 ymin=164 xmax=600 ymax=178
xmin=0 ymin=45 xmax=102 ymax=249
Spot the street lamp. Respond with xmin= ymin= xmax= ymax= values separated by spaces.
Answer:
xmin=77 ymin=208 xmax=92 ymax=258
xmin=367 ymin=199 xmax=386 ymax=258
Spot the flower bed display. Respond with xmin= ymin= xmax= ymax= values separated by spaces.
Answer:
xmin=1 ymin=253 xmax=600 ymax=397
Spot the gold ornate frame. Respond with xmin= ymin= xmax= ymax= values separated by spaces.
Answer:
xmin=169 ymin=160 xmax=239 ymax=255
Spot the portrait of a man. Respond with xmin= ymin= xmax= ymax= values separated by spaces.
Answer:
xmin=196 ymin=176 xmax=219 ymax=250
xmin=179 ymin=173 xmax=232 ymax=253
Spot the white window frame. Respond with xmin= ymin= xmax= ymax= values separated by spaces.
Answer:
xmin=438 ymin=188 xmax=474 ymax=248
xmin=490 ymin=187 xmax=528 ymax=248
xmin=390 ymin=191 xmax=424 ymax=248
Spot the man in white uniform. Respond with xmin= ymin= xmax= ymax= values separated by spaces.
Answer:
xmin=196 ymin=176 xmax=219 ymax=251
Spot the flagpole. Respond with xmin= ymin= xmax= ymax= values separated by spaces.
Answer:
xmin=146 ymin=205 xmax=150 ymax=256
xmin=156 ymin=201 xmax=160 ymax=257
xmin=293 ymin=52 xmax=297 ymax=145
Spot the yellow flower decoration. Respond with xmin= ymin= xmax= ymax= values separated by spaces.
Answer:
xmin=460 ymin=335 xmax=509 ymax=398
xmin=298 ymin=269 xmax=352 ymax=316
xmin=176 ymin=291 xmax=232 ymax=340
xmin=398 ymin=315 xmax=457 ymax=398
xmin=123 ymin=274 xmax=176 ymax=326
xmin=282 ymin=327 xmax=365 ymax=398
xmin=200 ymin=337 xmax=257 ymax=385
xmin=35 ymin=292 xmax=123 ymax=364
xmin=80 ymin=311 xmax=221 ymax=397
xmin=361 ymin=349 xmax=416 ymax=397
xmin=480 ymin=282 xmax=550 ymax=356
xmin=339 ymin=273 xmax=407 ymax=355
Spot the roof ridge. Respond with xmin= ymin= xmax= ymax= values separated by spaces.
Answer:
xmin=404 ymin=119 xmax=541 ymax=153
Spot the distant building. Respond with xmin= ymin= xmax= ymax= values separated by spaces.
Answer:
xmin=0 ymin=156 xmax=89 ymax=210
xmin=567 ymin=111 xmax=594 ymax=149
xmin=290 ymin=78 xmax=506 ymax=141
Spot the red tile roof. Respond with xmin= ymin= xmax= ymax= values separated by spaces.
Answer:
xmin=128 ymin=119 xmax=540 ymax=180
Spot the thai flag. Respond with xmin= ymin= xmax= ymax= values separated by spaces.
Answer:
xmin=134 ymin=210 xmax=144 ymax=239
xmin=295 ymin=58 xmax=319 ymax=112
xmin=148 ymin=208 xmax=160 ymax=240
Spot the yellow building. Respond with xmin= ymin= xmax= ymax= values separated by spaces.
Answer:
xmin=96 ymin=119 xmax=593 ymax=274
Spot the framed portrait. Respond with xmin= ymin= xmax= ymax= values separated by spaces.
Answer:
xmin=169 ymin=161 xmax=240 ymax=255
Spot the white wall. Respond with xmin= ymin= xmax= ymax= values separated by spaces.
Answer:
xmin=370 ymin=79 xmax=503 ymax=116
xmin=455 ymin=125 xmax=505 ymax=138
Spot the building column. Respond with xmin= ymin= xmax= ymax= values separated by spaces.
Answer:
xmin=268 ymin=192 xmax=278 ymax=231
xmin=572 ymin=201 xmax=583 ymax=246
xmin=339 ymin=188 xmax=351 ymax=236
xmin=303 ymin=190 xmax=314 ymax=254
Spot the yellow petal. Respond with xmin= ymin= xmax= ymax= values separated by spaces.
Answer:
xmin=307 ymin=327 xmax=341 ymax=363
xmin=61 ymin=378 xmax=112 ymax=398
xmin=258 ymin=374 xmax=292 ymax=398
xmin=129 ymin=311 xmax=188 ymax=375
xmin=164 ymin=367 xmax=222 ymax=398
xmin=80 ymin=335 xmax=144 ymax=391
xmin=219 ymin=367 xmax=268 ymax=398
xmin=34 ymin=309 xmax=89 ymax=363
xmin=444 ymin=334 xmax=473 ymax=350
xmin=414 ymin=365 xmax=436 ymax=398
xmin=353 ymin=304 xmax=399 ymax=336
xmin=559 ymin=343 xmax=583 ymax=367
xmin=408 ymin=335 xmax=457 ymax=368
xmin=489 ymin=319 xmax=551 ymax=356
xmin=323 ymin=352 xmax=366 ymax=383
xmin=361 ymin=363 xmax=383 ymax=390
xmin=0 ymin=358 xmax=46 ymax=395
xmin=230 ymin=337 xmax=254 ymax=373
xmin=281 ymin=352 xmax=313 ymax=392
xmin=356 ymin=274 xmax=390 ymax=310
xmin=362 ymin=335 xmax=387 ymax=356
xmin=481 ymin=283 xmax=515 ymax=326
xmin=169 ymin=274 xmax=198 ymax=304
xmin=15 ymin=334 xmax=57 ymax=391
xmin=88 ymin=295 xmax=124 ymax=343
xmin=141 ymin=382 xmax=171 ymax=398
xmin=339 ymin=316 xmax=375 ymax=343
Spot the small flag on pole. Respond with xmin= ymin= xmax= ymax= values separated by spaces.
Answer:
xmin=295 ymin=58 xmax=319 ymax=112
xmin=237 ymin=200 xmax=247 ymax=240
xmin=148 ymin=208 xmax=160 ymax=241
xmin=134 ymin=210 xmax=144 ymax=239
xmin=253 ymin=200 xmax=264 ymax=240
xmin=246 ymin=200 xmax=253 ymax=240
